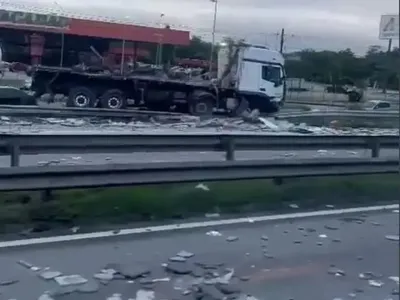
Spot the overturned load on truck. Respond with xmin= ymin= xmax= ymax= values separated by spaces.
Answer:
xmin=29 ymin=42 xmax=286 ymax=116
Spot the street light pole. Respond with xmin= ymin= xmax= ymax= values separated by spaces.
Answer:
xmin=121 ymin=38 xmax=126 ymax=74
xmin=208 ymin=0 xmax=218 ymax=75
xmin=121 ymin=16 xmax=130 ymax=74
xmin=156 ymin=13 xmax=165 ymax=66
xmin=53 ymin=1 xmax=64 ymax=67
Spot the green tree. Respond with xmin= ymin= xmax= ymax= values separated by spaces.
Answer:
xmin=174 ymin=36 xmax=400 ymax=91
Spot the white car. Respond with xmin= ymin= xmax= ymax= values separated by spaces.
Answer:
xmin=363 ymin=100 xmax=392 ymax=111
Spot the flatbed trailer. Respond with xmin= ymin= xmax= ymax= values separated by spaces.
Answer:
xmin=29 ymin=44 xmax=287 ymax=116
xmin=29 ymin=65 xmax=242 ymax=116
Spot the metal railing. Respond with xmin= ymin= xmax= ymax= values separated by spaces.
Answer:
xmin=0 ymin=134 xmax=398 ymax=167
xmin=0 ymin=158 xmax=397 ymax=191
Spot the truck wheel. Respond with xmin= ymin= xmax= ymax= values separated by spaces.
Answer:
xmin=67 ymin=86 xmax=96 ymax=108
xmin=189 ymin=94 xmax=214 ymax=116
xmin=100 ymin=89 xmax=127 ymax=109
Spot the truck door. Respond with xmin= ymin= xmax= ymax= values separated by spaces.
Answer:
xmin=258 ymin=64 xmax=284 ymax=101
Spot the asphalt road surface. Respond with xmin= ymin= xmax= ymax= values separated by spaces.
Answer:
xmin=0 ymin=209 xmax=398 ymax=299
xmin=0 ymin=148 xmax=398 ymax=168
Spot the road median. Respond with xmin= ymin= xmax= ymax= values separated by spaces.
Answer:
xmin=0 ymin=174 xmax=398 ymax=234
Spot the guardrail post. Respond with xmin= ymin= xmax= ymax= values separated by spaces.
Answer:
xmin=370 ymin=138 xmax=380 ymax=158
xmin=8 ymin=144 xmax=20 ymax=167
xmin=223 ymin=137 xmax=235 ymax=161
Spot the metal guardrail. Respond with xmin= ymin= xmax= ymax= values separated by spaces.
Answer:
xmin=0 ymin=134 xmax=398 ymax=167
xmin=0 ymin=158 xmax=397 ymax=191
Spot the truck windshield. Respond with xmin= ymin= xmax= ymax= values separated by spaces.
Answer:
xmin=261 ymin=65 xmax=282 ymax=85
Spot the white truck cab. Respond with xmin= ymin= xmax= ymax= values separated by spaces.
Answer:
xmin=218 ymin=43 xmax=285 ymax=113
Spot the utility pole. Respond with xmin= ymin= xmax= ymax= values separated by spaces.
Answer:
xmin=279 ymin=28 xmax=285 ymax=53
xmin=382 ymin=38 xmax=392 ymax=93
xmin=209 ymin=0 xmax=218 ymax=75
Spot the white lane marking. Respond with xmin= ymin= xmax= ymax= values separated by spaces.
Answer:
xmin=0 ymin=204 xmax=398 ymax=249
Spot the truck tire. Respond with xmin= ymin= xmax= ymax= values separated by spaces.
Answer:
xmin=189 ymin=92 xmax=214 ymax=116
xmin=100 ymin=89 xmax=127 ymax=109
xmin=67 ymin=86 xmax=96 ymax=108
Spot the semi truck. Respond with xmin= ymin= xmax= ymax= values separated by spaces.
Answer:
xmin=28 ymin=43 xmax=286 ymax=116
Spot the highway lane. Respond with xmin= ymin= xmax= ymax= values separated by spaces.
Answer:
xmin=0 ymin=148 xmax=398 ymax=167
xmin=0 ymin=209 xmax=398 ymax=299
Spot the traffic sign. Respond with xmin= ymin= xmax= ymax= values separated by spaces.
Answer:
xmin=379 ymin=15 xmax=399 ymax=40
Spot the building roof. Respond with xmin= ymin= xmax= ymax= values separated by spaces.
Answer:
xmin=0 ymin=8 xmax=190 ymax=46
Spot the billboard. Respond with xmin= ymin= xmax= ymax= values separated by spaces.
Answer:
xmin=379 ymin=15 xmax=399 ymax=40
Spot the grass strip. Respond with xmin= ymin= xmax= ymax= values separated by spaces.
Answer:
xmin=0 ymin=175 xmax=398 ymax=231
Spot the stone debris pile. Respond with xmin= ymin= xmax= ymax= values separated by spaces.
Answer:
xmin=1 ymin=114 xmax=398 ymax=136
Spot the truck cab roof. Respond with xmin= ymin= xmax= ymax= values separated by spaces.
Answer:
xmin=242 ymin=46 xmax=284 ymax=66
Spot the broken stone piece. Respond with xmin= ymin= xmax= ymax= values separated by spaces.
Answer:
xmin=226 ymin=236 xmax=239 ymax=242
xmin=368 ymin=279 xmax=384 ymax=287
xmin=94 ymin=272 xmax=114 ymax=281
xmin=48 ymin=285 xmax=78 ymax=297
xmin=359 ymin=272 xmax=382 ymax=280
xmin=106 ymin=293 xmax=123 ymax=300
xmin=206 ymin=230 xmax=222 ymax=237
xmin=0 ymin=279 xmax=19 ymax=286
xmin=39 ymin=270 xmax=62 ymax=280
xmin=195 ymin=259 xmax=224 ymax=269
xmin=200 ymin=285 xmax=226 ymax=300
xmin=327 ymin=267 xmax=345 ymax=276
xmin=169 ymin=256 xmax=186 ymax=262
xmin=38 ymin=293 xmax=55 ymax=300
xmin=77 ymin=280 xmax=100 ymax=293
xmin=215 ymin=282 xmax=241 ymax=294
xmin=165 ymin=262 xmax=192 ymax=274
xmin=192 ymin=266 xmax=204 ymax=277
xmin=176 ymin=250 xmax=194 ymax=258
xmin=324 ymin=225 xmax=339 ymax=230
xmin=385 ymin=235 xmax=399 ymax=241
xmin=135 ymin=289 xmax=155 ymax=300
xmin=389 ymin=276 xmax=399 ymax=285
xmin=54 ymin=274 xmax=88 ymax=286
xmin=18 ymin=260 xmax=34 ymax=269
xmin=139 ymin=278 xmax=155 ymax=285
xmin=261 ymin=235 xmax=268 ymax=241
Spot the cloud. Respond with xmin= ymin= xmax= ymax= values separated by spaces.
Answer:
xmin=5 ymin=0 xmax=398 ymax=54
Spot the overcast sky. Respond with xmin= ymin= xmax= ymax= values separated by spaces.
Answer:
xmin=4 ymin=0 xmax=399 ymax=54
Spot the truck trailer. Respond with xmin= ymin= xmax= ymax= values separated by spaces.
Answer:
xmin=28 ymin=43 xmax=286 ymax=116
